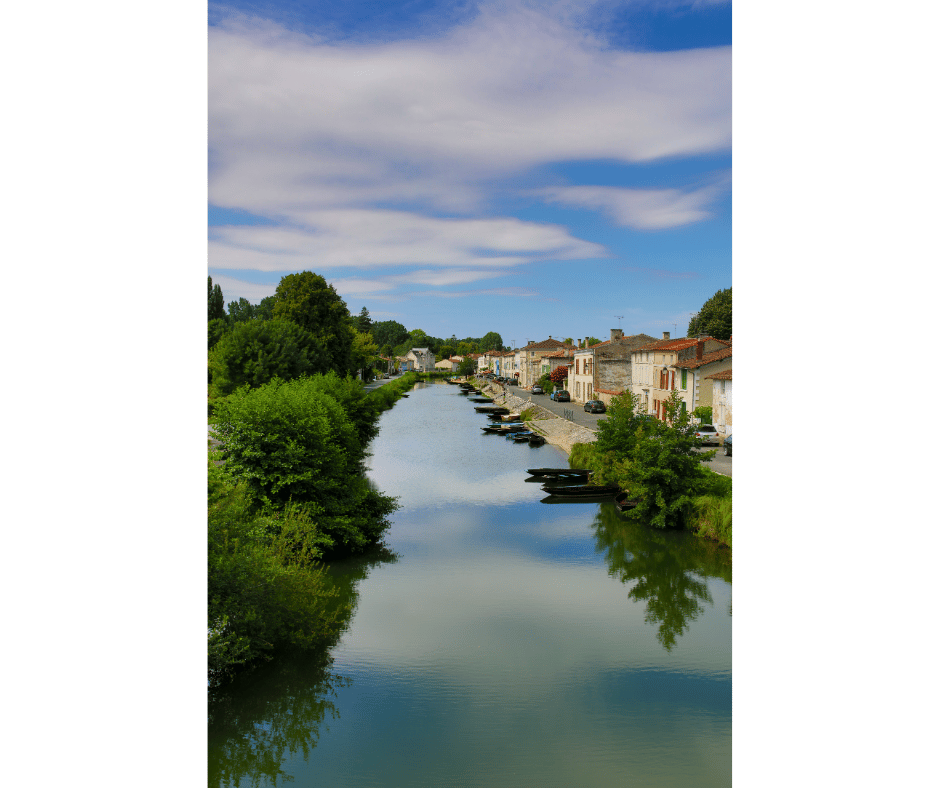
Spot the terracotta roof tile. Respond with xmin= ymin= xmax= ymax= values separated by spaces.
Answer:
xmin=673 ymin=346 xmax=732 ymax=369
xmin=705 ymin=368 xmax=732 ymax=380
xmin=522 ymin=338 xmax=571 ymax=351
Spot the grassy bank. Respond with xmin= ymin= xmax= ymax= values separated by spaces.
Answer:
xmin=569 ymin=441 xmax=731 ymax=551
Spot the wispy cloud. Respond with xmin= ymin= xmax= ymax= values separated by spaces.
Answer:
xmin=209 ymin=209 xmax=604 ymax=271
xmin=209 ymin=274 xmax=279 ymax=303
xmin=538 ymin=176 xmax=729 ymax=230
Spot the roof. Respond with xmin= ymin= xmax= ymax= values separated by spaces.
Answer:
xmin=705 ymin=368 xmax=733 ymax=380
xmin=522 ymin=338 xmax=571 ymax=351
xmin=541 ymin=349 xmax=574 ymax=359
xmin=673 ymin=346 xmax=733 ymax=369
xmin=595 ymin=388 xmax=624 ymax=395
xmin=633 ymin=336 xmax=730 ymax=354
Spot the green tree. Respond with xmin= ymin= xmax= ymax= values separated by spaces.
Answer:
xmin=479 ymin=332 xmax=503 ymax=352
xmin=594 ymin=390 xmax=648 ymax=457
xmin=585 ymin=336 xmax=600 ymax=347
xmin=457 ymin=342 xmax=473 ymax=356
xmin=625 ymin=390 xmax=716 ymax=529
xmin=212 ymin=377 xmax=398 ymax=556
xmin=438 ymin=344 xmax=457 ymax=359
xmin=256 ymin=296 xmax=276 ymax=321
xmin=227 ymin=297 xmax=256 ymax=323
xmin=458 ymin=357 xmax=476 ymax=376
xmin=208 ymin=276 xmax=226 ymax=321
xmin=208 ymin=318 xmax=229 ymax=350
xmin=349 ymin=328 xmax=379 ymax=381
xmin=688 ymin=288 xmax=732 ymax=340
xmin=273 ymin=272 xmax=355 ymax=374
xmin=371 ymin=320 xmax=409 ymax=349
xmin=354 ymin=306 xmax=372 ymax=334
xmin=208 ymin=318 xmax=329 ymax=398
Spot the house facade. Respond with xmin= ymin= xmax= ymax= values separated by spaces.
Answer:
xmin=405 ymin=347 xmax=435 ymax=372
xmin=517 ymin=338 xmax=574 ymax=387
xmin=672 ymin=345 xmax=732 ymax=416
xmin=630 ymin=334 xmax=730 ymax=419
xmin=706 ymin=369 xmax=732 ymax=436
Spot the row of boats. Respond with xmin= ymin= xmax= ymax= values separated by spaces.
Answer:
xmin=453 ymin=377 xmax=637 ymax=510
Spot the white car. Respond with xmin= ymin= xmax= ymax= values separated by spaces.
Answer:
xmin=693 ymin=424 xmax=719 ymax=446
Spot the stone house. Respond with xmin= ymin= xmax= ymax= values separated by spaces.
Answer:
xmin=517 ymin=338 xmax=575 ymax=387
xmin=630 ymin=334 xmax=730 ymax=419
xmin=540 ymin=348 xmax=576 ymax=390
xmin=706 ymin=369 xmax=732 ymax=436
xmin=570 ymin=330 xmax=657 ymax=404
xmin=435 ymin=357 xmax=461 ymax=372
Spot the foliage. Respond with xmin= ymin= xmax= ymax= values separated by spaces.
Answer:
xmin=550 ymin=366 xmax=569 ymax=385
xmin=594 ymin=390 xmax=650 ymax=457
xmin=519 ymin=406 xmax=538 ymax=422
xmin=692 ymin=405 xmax=712 ymax=424
xmin=211 ymin=376 xmax=398 ymax=556
xmin=256 ymin=296 xmax=276 ymax=321
xmin=354 ymin=306 xmax=372 ymax=334
xmin=687 ymin=287 xmax=732 ymax=340
xmin=585 ymin=336 xmax=600 ymax=347
xmin=536 ymin=373 xmax=554 ymax=391
xmin=300 ymin=371 xmax=381 ymax=449
xmin=208 ymin=318 xmax=329 ymax=398
xmin=208 ymin=318 xmax=229 ymax=350
xmin=273 ymin=271 xmax=355 ymax=374
xmin=479 ymin=331 xmax=503 ymax=352
xmin=349 ymin=328 xmax=380 ymax=380
xmin=438 ymin=344 xmax=457 ymax=360
xmin=208 ymin=276 xmax=226 ymax=321
xmin=226 ymin=297 xmax=257 ymax=324
xmin=624 ymin=390 xmax=716 ymax=529
xmin=208 ymin=463 xmax=346 ymax=683
xmin=458 ymin=357 xmax=476 ymax=376
xmin=371 ymin=320 xmax=409 ymax=349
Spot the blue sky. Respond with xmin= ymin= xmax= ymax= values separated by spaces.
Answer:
xmin=208 ymin=0 xmax=731 ymax=344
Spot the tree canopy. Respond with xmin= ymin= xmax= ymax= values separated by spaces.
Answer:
xmin=273 ymin=272 xmax=355 ymax=374
xmin=354 ymin=306 xmax=372 ymax=334
xmin=479 ymin=331 xmax=503 ymax=352
xmin=208 ymin=276 xmax=226 ymax=321
xmin=687 ymin=288 xmax=731 ymax=340
xmin=370 ymin=320 xmax=409 ymax=349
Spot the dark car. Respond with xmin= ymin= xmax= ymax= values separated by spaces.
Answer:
xmin=584 ymin=400 xmax=606 ymax=413
xmin=723 ymin=434 xmax=732 ymax=456
xmin=506 ymin=378 xmax=518 ymax=386
xmin=531 ymin=385 xmax=544 ymax=395
xmin=553 ymin=390 xmax=571 ymax=402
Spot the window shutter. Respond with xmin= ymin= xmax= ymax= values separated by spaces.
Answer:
xmin=681 ymin=369 xmax=687 ymax=389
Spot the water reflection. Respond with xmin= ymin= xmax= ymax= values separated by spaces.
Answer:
xmin=208 ymin=548 xmax=397 ymax=788
xmin=591 ymin=504 xmax=731 ymax=651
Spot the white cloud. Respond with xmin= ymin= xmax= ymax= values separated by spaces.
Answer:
xmin=538 ymin=177 xmax=729 ymax=230
xmin=208 ymin=274 xmax=278 ymax=303
xmin=208 ymin=8 xmax=730 ymax=218
xmin=209 ymin=209 xmax=605 ymax=271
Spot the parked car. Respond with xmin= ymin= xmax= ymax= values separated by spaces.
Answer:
xmin=584 ymin=400 xmax=606 ymax=413
xmin=693 ymin=424 xmax=720 ymax=445
xmin=552 ymin=390 xmax=571 ymax=402
xmin=723 ymin=434 xmax=732 ymax=456
xmin=531 ymin=386 xmax=544 ymax=395
xmin=507 ymin=378 xmax=518 ymax=386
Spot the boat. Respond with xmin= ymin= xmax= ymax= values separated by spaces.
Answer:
xmin=614 ymin=492 xmax=639 ymax=512
xmin=511 ymin=432 xmax=535 ymax=442
xmin=526 ymin=468 xmax=592 ymax=477
xmin=469 ymin=397 xmax=494 ymax=403
xmin=540 ymin=484 xmax=619 ymax=498
xmin=527 ymin=435 xmax=546 ymax=446
xmin=482 ymin=425 xmax=528 ymax=434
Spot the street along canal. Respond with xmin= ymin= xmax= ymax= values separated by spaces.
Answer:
xmin=208 ymin=380 xmax=732 ymax=787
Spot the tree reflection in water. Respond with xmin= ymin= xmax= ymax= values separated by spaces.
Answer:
xmin=208 ymin=546 xmax=397 ymax=788
xmin=591 ymin=503 xmax=731 ymax=651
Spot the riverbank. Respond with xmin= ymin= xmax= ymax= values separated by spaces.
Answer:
xmin=476 ymin=380 xmax=597 ymax=455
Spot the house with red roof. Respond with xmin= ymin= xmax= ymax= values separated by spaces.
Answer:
xmin=705 ymin=368 xmax=732 ymax=436
xmin=517 ymin=337 xmax=575 ymax=387
xmin=630 ymin=334 xmax=731 ymax=419
xmin=571 ymin=329 xmax=658 ymax=405
xmin=673 ymin=345 xmax=732 ymax=417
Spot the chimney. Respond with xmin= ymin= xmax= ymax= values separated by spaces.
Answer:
xmin=611 ymin=328 xmax=623 ymax=341
xmin=662 ymin=331 xmax=670 ymax=340
xmin=696 ymin=340 xmax=704 ymax=360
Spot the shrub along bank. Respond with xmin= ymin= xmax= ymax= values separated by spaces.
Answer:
xmin=569 ymin=389 xmax=731 ymax=550
xmin=209 ymin=371 xmax=422 ymax=683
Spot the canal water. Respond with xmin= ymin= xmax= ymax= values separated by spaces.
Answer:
xmin=208 ymin=380 xmax=732 ymax=787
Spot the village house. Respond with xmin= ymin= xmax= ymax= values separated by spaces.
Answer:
xmin=517 ymin=338 xmax=574 ymax=387
xmin=672 ymin=344 xmax=732 ymax=417
xmin=434 ymin=356 xmax=461 ymax=372
xmin=540 ymin=347 xmax=576 ymax=389
xmin=570 ymin=330 xmax=657 ymax=405
xmin=630 ymin=333 xmax=730 ymax=420
xmin=706 ymin=369 xmax=732 ymax=436
xmin=405 ymin=347 xmax=435 ymax=372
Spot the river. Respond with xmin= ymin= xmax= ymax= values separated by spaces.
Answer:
xmin=208 ymin=379 xmax=732 ymax=787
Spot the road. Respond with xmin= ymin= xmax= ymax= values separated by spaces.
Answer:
xmin=487 ymin=380 xmax=731 ymax=477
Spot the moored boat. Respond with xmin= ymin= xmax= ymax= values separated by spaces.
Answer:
xmin=526 ymin=468 xmax=592 ymax=477
xmin=540 ymin=484 xmax=619 ymax=498
xmin=614 ymin=492 xmax=639 ymax=511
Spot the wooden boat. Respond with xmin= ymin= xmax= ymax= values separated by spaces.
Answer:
xmin=614 ymin=492 xmax=639 ymax=511
xmin=482 ymin=425 xmax=527 ymax=434
xmin=511 ymin=432 xmax=535 ymax=442
xmin=469 ymin=397 xmax=494 ymax=403
xmin=526 ymin=468 xmax=592 ymax=477
xmin=528 ymin=435 xmax=546 ymax=446
xmin=540 ymin=484 xmax=619 ymax=498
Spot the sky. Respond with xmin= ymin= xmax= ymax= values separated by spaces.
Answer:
xmin=208 ymin=0 xmax=731 ymax=345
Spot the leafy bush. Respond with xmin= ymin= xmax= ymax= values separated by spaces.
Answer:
xmin=212 ymin=376 xmax=397 ymax=556
xmin=549 ymin=366 xmax=568 ymax=385
xmin=209 ymin=318 xmax=329 ymax=398
xmin=208 ymin=464 xmax=346 ymax=683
